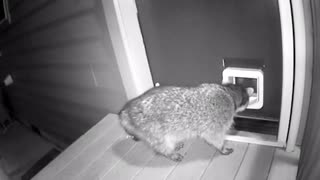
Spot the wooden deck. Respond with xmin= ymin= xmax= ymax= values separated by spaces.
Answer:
xmin=32 ymin=114 xmax=300 ymax=180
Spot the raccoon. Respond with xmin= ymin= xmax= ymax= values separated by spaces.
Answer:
xmin=119 ymin=83 xmax=252 ymax=162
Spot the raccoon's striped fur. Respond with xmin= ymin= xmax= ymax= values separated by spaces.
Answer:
xmin=119 ymin=83 xmax=250 ymax=161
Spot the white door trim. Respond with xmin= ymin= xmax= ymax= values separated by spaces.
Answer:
xmin=103 ymin=0 xmax=302 ymax=148
xmin=277 ymin=0 xmax=295 ymax=146
xmin=286 ymin=0 xmax=313 ymax=151
xmin=102 ymin=0 xmax=154 ymax=100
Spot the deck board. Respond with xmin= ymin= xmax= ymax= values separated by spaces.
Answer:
xmin=200 ymin=141 xmax=249 ymax=180
xmin=234 ymin=144 xmax=275 ymax=180
xmin=54 ymin=124 xmax=125 ymax=180
xmin=32 ymin=114 xmax=300 ymax=180
xmin=165 ymin=140 xmax=216 ymax=180
xmin=133 ymin=141 xmax=193 ymax=180
xmin=77 ymin=138 xmax=136 ymax=180
xmin=32 ymin=114 xmax=120 ymax=180
xmin=267 ymin=147 xmax=300 ymax=180
xmin=100 ymin=142 xmax=155 ymax=180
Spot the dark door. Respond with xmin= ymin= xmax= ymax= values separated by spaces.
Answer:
xmin=136 ymin=0 xmax=283 ymax=121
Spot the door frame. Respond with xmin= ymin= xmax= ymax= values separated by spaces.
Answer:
xmin=287 ymin=0 xmax=313 ymax=151
xmin=102 ymin=0 xmax=310 ymax=149
xmin=101 ymin=0 xmax=154 ymax=101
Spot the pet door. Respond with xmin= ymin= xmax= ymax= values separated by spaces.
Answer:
xmin=222 ymin=67 xmax=264 ymax=109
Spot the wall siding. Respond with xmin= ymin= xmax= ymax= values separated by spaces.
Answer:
xmin=0 ymin=0 xmax=127 ymax=145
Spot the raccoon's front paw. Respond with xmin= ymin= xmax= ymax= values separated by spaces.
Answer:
xmin=174 ymin=142 xmax=184 ymax=151
xmin=126 ymin=135 xmax=140 ymax=141
xmin=132 ymin=136 xmax=140 ymax=141
xmin=220 ymin=148 xmax=233 ymax=155
xmin=170 ymin=153 xmax=184 ymax=162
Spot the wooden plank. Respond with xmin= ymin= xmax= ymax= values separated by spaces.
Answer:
xmin=234 ymin=144 xmax=275 ymax=180
xmin=53 ymin=120 xmax=125 ymax=180
xmin=100 ymin=142 xmax=155 ymax=180
xmin=166 ymin=140 xmax=216 ymax=180
xmin=32 ymin=114 xmax=119 ymax=180
xmin=7 ymin=41 xmax=113 ymax=65
xmin=200 ymin=141 xmax=249 ymax=180
xmin=4 ymin=0 xmax=95 ymax=41
xmin=77 ymin=138 xmax=137 ymax=180
xmin=4 ymin=0 xmax=48 ymax=26
xmin=10 ymin=93 xmax=105 ymax=121
xmin=12 ymin=103 xmax=100 ymax=144
xmin=133 ymin=141 xmax=193 ymax=180
xmin=6 ymin=13 xmax=103 ymax=52
xmin=268 ymin=147 xmax=300 ymax=180
xmin=11 ymin=82 xmax=126 ymax=113
xmin=12 ymin=68 xmax=95 ymax=88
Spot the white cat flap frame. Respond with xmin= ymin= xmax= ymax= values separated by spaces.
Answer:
xmin=222 ymin=67 xmax=264 ymax=110
xmin=102 ymin=0 xmax=312 ymax=151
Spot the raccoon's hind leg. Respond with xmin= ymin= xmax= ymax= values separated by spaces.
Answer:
xmin=119 ymin=114 xmax=141 ymax=141
xmin=201 ymin=131 xmax=233 ymax=155
xmin=131 ymin=136 xmax=140 ymax=141
xmin=124 ymin=129 xmax=140 ymax=141
xmin=174 ymin=141 xmax=184 ymax=151
xmin=148 ymin=134 xmax=184 ymax=162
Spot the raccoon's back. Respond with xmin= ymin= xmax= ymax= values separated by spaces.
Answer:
xmin=119 ymin=85 xmax=235 ymax=131
xmin=119 ymin=87 xmax=193 ymax=127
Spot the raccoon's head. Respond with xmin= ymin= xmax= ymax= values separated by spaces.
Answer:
xmin=224 ymin=84 xmax=253 ymax=113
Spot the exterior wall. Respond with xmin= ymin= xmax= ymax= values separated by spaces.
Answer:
xmin=0 ymin=0 xmax=127 ymax=144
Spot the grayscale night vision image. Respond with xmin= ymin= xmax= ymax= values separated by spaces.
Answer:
xmin=0 ymin=0 xmax=317 ymax=179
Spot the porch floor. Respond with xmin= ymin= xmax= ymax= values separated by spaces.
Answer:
xmin=33 ymin=114 xmax=300 ymax=180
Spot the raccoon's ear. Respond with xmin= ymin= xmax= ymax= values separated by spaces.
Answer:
xmin=246 ymin=87 xmax=254 ymax=96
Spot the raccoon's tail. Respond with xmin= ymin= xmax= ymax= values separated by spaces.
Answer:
xmin=119 ymin=110 xmax=142 ymax=141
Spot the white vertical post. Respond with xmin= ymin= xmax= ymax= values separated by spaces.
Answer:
xmin=102 ymin=0 xmax=154 ymax=100
xmin=277 ymin=0 xmax=295 ymax=146
xmin=287 ymin=0 xmax=312 ymax=152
